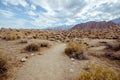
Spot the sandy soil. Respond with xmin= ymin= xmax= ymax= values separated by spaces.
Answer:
xmin=0 ymin=39 xmax=119 ymax=80
xmin=7 ymin=43 xmax=88 ymax=80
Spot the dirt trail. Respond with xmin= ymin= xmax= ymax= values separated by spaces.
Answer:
xmin=9 ymin=43 xmax=88 ymax=80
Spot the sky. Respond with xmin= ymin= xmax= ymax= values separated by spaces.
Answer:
xmin=0 ymin=0 xmax=120 ymax=29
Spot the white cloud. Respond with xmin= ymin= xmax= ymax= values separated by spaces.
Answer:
xmin=76 ymin=0 xmax=120 ymax=21
xmin=0 ymin=0 xmax=120 ymax=28
xmin=31 ymin=5 xmax=36 ymax=10
xmin=27 ymin=11 xmax=36 ymax=16
xmin=2 ymin=0 xmax=29 ymax=7
xmin=29 ymin=0 xmax=87 ymax=27
xmin=0 ymin=9 xmax=14 ymax=18
xmin=0 ymin=18 xmax=30 ymax=29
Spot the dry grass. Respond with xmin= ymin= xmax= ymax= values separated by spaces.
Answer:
xmin=104 ymin=41 xmax=120 ymax=60
xmin=0 ymin=50 xmax=11 ymax=80
xmin=104 ymin=52 xmax=120 ymax=60
xmin=1 ymin=27 xmax=120 ymax=42
xmin=2 ymin=32 xmax=20 ymax=41
xmin=65 ymin=41 xmax=88 ymax=60
xmin=39 ymin=42 xmax=51 ymax=48
xmin=19 ymin=39 xmax=28 ymax=44
xmin=78 ymin=63 xmax=120 ymax=80
xmin=25 ymin=43 xmax=40 ymax=52
xmin=106 ymin=43 xmax=120 ymax=51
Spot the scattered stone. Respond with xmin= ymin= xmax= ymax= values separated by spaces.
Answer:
xmin=70 ymin=68 xmax=74 ymax=72
xmin=31 ymin=53 xmax=35 ymax=56
xmin=21 ymin=57 xmax=27 ymax=62
xmin=71 ymin=58 xmax=75 ymax=61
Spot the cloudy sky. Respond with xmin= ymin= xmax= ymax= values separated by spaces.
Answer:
xmin=0 ymin=0 xmax=120 ymax=29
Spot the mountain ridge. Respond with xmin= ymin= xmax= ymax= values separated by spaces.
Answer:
xmin=71 ymin=21 xmax=116 ymax=30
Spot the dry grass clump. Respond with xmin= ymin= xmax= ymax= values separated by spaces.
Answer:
xmin=65 ymin=41 xmax=88 ymax=60
xmin=39 ymin=42 xmax=51 ymax=48
xmin=2 ymin=34 xmax=17 ymax=41
xmin=104 ymin=52 xmax=120 ymax=60
xmin=104 ymin=41 xmax=120 ymax=60
xmin=19 ymin=39 xmax=28 ymax=44
xmin=106 ymin=43 xmax=120 ymax=51
xmin=78 ymin=63 xmax=120 ymax=80
xmin=0 ymin=51 xmax=11 ymax=80
xmin=25 ymin=43 xmax=40 ymax=52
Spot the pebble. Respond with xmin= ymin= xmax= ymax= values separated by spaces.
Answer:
xmin=21 ymin=57 xmax=27 ymax=62
xmin=71 ymin=58 xmax=75 ymax=61
xmin=31 ymin=53 xmax=35 ymax=56
xmin=70 ymin=69 xmax=74 ymax=72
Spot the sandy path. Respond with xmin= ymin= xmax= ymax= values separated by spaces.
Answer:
xmin=9 ymin=43 xmax=88 ymax=80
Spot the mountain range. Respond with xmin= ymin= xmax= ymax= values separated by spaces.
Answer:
xmin=43 ymin=25 xmax=74 ymax=30
xmin=43 ymin=17 xmax=120 ymax=30
xmin=71 ymin=21 xmax=116 ymax=30
xmin=111 ymin=18 xmax=120 ymax=24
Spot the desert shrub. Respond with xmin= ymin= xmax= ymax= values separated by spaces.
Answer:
xmin=0 ymin=58 xmax=7 ymax=74
xmin=65 ymin=41 xmax=88 ymax=60
xmin=78 ymin=63 xmax=120 ymax=80
xmin=39 ymin=42 xmax=51 ymax=48
xmin=19 ymin=39 xmax=28 ymax=44
xmin=2 ymin=34 xmax=18 ymax=41
xmin=104 ymin=52 xmax=120 ymax=60
xmin=106 ymin=43 xmax=120 ymax=51
xmin=25 ymin=43 xmax=40 ymax=52
xmin=0 ymin=51 xmax=9 ymax=80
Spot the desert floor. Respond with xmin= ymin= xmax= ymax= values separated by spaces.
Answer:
xmin=0 ymin=39 xmax=120 ymax=80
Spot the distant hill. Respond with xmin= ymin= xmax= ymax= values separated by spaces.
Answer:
xmin=71 ymin=21 xmax=116 ymax=30
xmin=111 ymin=17 xmax=120 ymax=24
xmin=43 ymin=25 xmax=74 ymax=30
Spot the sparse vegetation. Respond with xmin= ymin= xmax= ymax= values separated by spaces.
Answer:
xmin=39 ymin=42 xmax=51 ymax=48
xmin=0 ymin=28 xmax=120 ymax=80
xmin=2 ymin=34 xmax=18 ymax=41
xmin=0 ymin=50 xmax=10 ymax=80
xmin=78 ymin=63 xmax=120 ymax=80
xmin=106 ymin=43 xmax=120 ymax=51
xmin=65 ymin=41 xmax=88 ymax=60
xmin=0 ymin=27 xmax=120 ymax=42
xmin=19 ymin=39 xmax=28 ymax=44
xmin=25 ymin=43 xmax=40 ymax=52
xmin=104 ymin=52 xmax=120 ymax=60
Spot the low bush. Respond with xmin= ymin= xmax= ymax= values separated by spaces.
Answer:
xmin=25 ymin=43 xmax=40 ymax=52
xmin=104 ymin=52 xmax=120 ymax=60
xmin=65 ymin=41 xmax=88 ymax=60
xmin=78 ymin=63 xmax=120 ymax=80
xmin=106 ymin=43 xmax=120 ymax=51
xmin=19 ymin=39 xmax=28 ymax=44
xmin=40 ymin=42 xmax=51 ymax=48
xmin=0 ymin=51 xmax=10 ymax=80
xmin=0 ymin=58 xmax=7 ymax=74
xmin=2 ymin=33 xmax=19 ymax=41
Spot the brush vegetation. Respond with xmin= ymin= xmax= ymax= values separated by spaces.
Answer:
xmin=65 ymin=41 xmax=88 ymax=60
xmin=25 ymin=43 xmax=40 ymax=52
xmin=78 ymin=63 xmax=120 ymax=80
xmin=0 ymin=50 xmax=11 ymax=80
